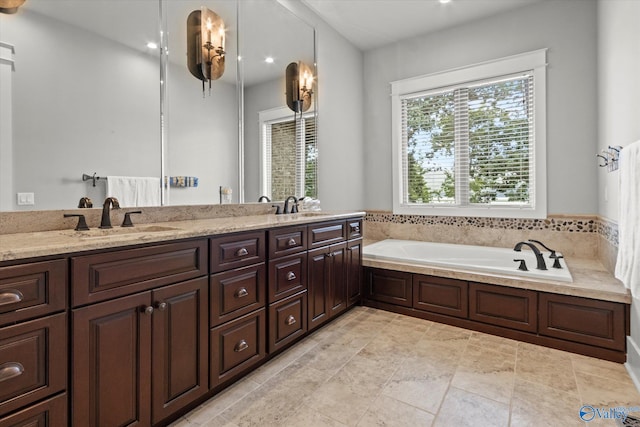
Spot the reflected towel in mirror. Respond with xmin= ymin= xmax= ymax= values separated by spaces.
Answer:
xmin=106 ymin=176 xmax=161 ymax=207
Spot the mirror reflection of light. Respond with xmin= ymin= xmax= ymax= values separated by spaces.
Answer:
xmin=265 ymin=57 xmax=274 ymax=64
xmin=146 ymin=42 xmax=158 ymax=49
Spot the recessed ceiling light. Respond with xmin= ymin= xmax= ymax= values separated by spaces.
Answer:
xmin=265 ymin=57 xmax=274 ymax=64
xmin=146 ymin=42 xmax=158 ymax=49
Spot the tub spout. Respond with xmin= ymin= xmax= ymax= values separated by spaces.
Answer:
xmin=513 ymin=241 xmax=547 ymax=270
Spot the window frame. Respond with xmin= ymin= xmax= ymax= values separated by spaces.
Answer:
xmin=391 ymin=49 xmax=547 ymax=218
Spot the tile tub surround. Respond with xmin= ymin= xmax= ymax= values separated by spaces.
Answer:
xmin=364 ymin=211 xmax=619 ymax=265
xmin=169 ymin=306 xmax=640 ymax=427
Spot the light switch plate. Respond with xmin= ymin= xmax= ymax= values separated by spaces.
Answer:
xmin=17 ymin=192 xmax=35 ymax=205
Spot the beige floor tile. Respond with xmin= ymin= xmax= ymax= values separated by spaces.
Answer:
xmin=575 ymin=370 xmax=640 ymax=408
xmin=515 ymin=342 xmax=578 ymax=393
xmin=283 ymin=404 xmax=348 ymax=427
xmin=510 ymin=378 xmax=584 ymax=427
xmin=433 ymin=387 xmax=509 ymax=427
xmin=571 ymin=353 xmax=633 ymax=383
xmin=305 ymin=380 xmax=375 ymax=426
xmin=201 ymin=415 xmax=240 ymax=427
xmin=219 ymin=385 xmax=305 ymax=427
xmin=332 ymin=353 xmax=399 ymax=396
xmin=357 ymin=394 xmax=435 ymax=427
xmin=421 ymin=322 xmax=472 ymax=346
xmin=451 ymin=344 xmax=515 ymax=404
xmin=468 ymin=331 xmax=519 ymax=356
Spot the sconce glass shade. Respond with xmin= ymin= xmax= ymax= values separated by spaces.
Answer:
xmin=286 ymin=61 xmax=313 ymax=113
xmin=0 ymin=0 xmax=25 ymax=14
xmin=187 ymin=7 xmax=225 ymax=89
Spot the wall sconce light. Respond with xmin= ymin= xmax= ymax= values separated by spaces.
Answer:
xmin=187 ymin=7 xmax=225 ymax=96
xmin=286 ymin=61 xmax=314 ymax=114
xmin=0 ymin=0 xmax=26 ymax=14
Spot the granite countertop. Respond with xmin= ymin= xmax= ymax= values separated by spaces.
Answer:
xmin=362 ymin=239 xmax=631 ymax=304
xmin=0 ymin=211 xmax=365 ymax=262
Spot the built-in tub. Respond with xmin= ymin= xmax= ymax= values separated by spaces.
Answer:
xmin=363 ymin=239 xmax=573 ymax=283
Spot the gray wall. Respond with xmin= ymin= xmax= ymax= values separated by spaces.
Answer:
xmin=597 ymin=0 xmax=640 ymax=393
xmin=363 ymin=0 xmax=598 ymax=215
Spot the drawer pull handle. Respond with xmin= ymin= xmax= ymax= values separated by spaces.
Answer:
xmin=234 ymin=340 xmax=249 ymax=352
xmin=352 ymin=225 xmax=360 ymax=233
xmin=286 ymin=315 xmax=297 ymax=326
xmin=286 ymin=271 xmax=296 ymax=281
xmin=144 ymin=306 xmax=154 ymax=315
xmin=236 ymin=248 xmax=249 ymax=257
xmin=0 ymin=362 xmax=24 ymax=383
xmin=236 ymin=288 xmax=249 ymax=298
xmin=0 ymin=290 xmax=23 ymax=306
xmin=156 ymin=302 xmax=167 ymax=311
xmin=287 ymin=238 xmax=297 ymax=246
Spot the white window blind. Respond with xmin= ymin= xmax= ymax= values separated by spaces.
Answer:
xmin=392 ymin=50 xmax=546 ymax=218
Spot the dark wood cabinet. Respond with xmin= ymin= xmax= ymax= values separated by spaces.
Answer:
xmin=328 ymin=243 xmax=347 ymax=317
xmin=346 ymin=239 xmax=363 ymax=308
xmin=308 ymin=241 xmax=349 ymax=331
xmin=413 ymin=274 xmax=468 ymax=318
xmin=365 ymin=268 xmax=413 ymax=307
xmin=210 ymin=231 xmax=265 ymax=273
xmin=268 ymin=291 xmax=307 ymax=353
xmin=0 ymin=393 xmax=67 ymax=427
xmin=469 ymin=282 xmax=537 ymax=333
xmin=210 ymin=264 xmax=266 ymax=327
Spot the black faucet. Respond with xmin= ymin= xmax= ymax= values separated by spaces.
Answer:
xmin=513 ymin=241 xmax=547 ymax=270
xmin=258 ymin=196 xmax=271 ymax=203
xmin=283 ymin=196 xmax=298 ymax=214
xmin=99 ymin=197 xmax=120 ymax=229
xmin=528 ymin=239 xmax=557 ymax=258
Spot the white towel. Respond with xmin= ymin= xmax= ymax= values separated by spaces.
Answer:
xmin=615 ymin=140 xmax=640 ymax=296
xmin=106 ymin=176 xmax=161 ymax=208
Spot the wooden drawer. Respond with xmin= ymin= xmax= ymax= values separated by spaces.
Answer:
xmin=0 ymin=393 xmax=67 ymax=427
xmin=268 ymin=291 xmax=307 ymax=353
xmin=210 ymin=264 xmax=266 ymax=327
xmin=0 ymin=260 xmax=67 ymax=327
xmin=539 ymin=293 xmax=626 ymax=351
xmin=268 ymin=226 xmax=307 ymax=258
xmin=469 ymin=282 xmax=537 ymax=332
xmin=71 ymin=240 xmax=207 ymax=307
xmin=346 ymin=218 xmax=363 ymax=240
xmin=268 ymin=252 xmax=307 ymax=303
xmin=413 ymin=275 xmax=468 ymax=318
xmin=0 ymin=313 xmax=66 ymax=418
xmin=308 ymin=221 xmax=346 ymax=249
xmin=210 ymin=231 xmax=265 ymax=273
xmin=365 ymin=268 xmax=412 ymax=308
xmin=210 ymin=309 xmax=266 ymax=387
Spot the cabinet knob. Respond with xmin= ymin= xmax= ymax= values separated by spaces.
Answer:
xmin=286 ymin=271 xmax=296 ymax=281
xmin=236 ymin=288 xmax=249 ymax=298
xmin=285 ymin=315 xmax=297 ymax=326
xmin=0 ymin=290 xmax=23 ymax=306
xmin=287 ymin=238 xmax=297 ymax=247
xmin=156 ymin=302 xmax=167 ymax=311
xmin=351 ymin=225 xmax=360 ymax=233
xmin=143 ymin=306 xmax=154 ymax=315
xmin=236 ymin=247 xmax=249 ymax=257
xmin=0 ymin=362 xmax=24 ymax=383
xmin=234 ymin=339 xmax=249 ymax=352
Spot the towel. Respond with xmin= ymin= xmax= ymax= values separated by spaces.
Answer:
xmin=106 ymin=176 xmax=161 ymax=207
xmin=615 ymin=140 xmax=640 ymax=296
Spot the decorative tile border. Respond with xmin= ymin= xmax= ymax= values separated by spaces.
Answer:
xmin=364 ymin=211 xmax=619 ymax=247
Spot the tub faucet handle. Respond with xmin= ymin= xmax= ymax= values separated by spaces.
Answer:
xmin=552 ymin=255 xmax=564 ymax=269
xmin=513 ymin=259 xmax=528 ymax=271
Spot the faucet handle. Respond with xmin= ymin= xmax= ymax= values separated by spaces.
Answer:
xmin=513 ymin=259 xmax=528 ymax=271
xmin=272 ymin=204 xmax=282 ymax=215
xmin=552 ymin=255 xmax=564 ymax=269
xmin=64 ymin=214 xmax=90 ymax=231
xmin=121 ymin=211 xmax=142 ymax=227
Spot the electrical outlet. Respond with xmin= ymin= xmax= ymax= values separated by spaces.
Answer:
xmin=17 ymin=192 xmax=35 ymax=206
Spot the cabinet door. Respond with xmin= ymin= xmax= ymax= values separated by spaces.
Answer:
xmin=346 ymin=239 xmax=362 ymax=307
xmin=151 ymin=278 xmax=208 ymax=425
xmin=329 ymin=243 xmax=347 ymax=317
xmin=72 ymin=292 xmax=152 ymax=427
xmin=365 ymin=268 xmax=413 ymax=307
xmin=0 ymin=393 xmax=67 ymax=427
xmin=307 ymin=246 xmax=330 ymax=331
xmin=469 ymin=282 xmax=537 ymax=333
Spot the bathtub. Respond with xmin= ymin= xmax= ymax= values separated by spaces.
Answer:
xmin=363 ymin=239 xmax=573 ymax=283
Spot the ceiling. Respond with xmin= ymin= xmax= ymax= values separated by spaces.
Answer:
xmin=301 ymin=0 xmax=546 ymax=51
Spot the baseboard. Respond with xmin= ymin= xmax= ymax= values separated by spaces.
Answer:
xmin=625 ymin=336 xmax=640 ymax=393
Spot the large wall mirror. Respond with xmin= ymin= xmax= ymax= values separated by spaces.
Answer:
xmin=0 ymin=0 xmax=316 ymax=211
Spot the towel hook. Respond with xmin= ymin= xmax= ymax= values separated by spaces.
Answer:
xmin=596 ymin=153 xmax=609 ymax=167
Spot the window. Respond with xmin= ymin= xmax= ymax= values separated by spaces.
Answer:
xmin=259 ymin=107 xmax=317 ymax=201
xmin=391 ymin=50 xmax=547 ymax=218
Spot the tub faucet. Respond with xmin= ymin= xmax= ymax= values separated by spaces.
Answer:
xmin=527 ymin=239 xmax=557 ymax=258
xmin=258 ymin=195 xmax=271 ymax=203
xmin=283 ymin=196 xmax=298 ymax=214
xmin=100 ymin=197 xmax=120 ymax=229
xmin=513 ymin=241 xmax=547 ymax=270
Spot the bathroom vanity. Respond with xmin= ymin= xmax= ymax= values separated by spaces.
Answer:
xmin=0 ymin=212 xmax=363 ymax=426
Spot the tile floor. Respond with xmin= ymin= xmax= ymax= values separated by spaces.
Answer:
xmin=170 ymin=307 xmax=640 ymax=427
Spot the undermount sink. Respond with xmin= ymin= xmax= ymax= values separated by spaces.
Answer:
xmin=70 ymin=225 xmax=180 ymax=239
